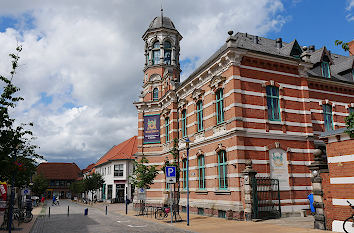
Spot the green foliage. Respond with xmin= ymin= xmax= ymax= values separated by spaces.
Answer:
xmin=130 ymin=157 xmax=158 ymax=189
xmin=335 ymin=40 xmax=349 ymax=52
xmin=70 ymin=180 xmax=85 ymax=196
xmin=0 ymin=46 xmax=42 ymax=185
xmin=32 ymin=173 xmax=49 ymax=196
xmin=161 ymin=138 xmax=180 ymax=180
xmin=83 ymin=173 xmax=105 ymax=192
xmin=345 ymin=112 xmax=354 ymax=138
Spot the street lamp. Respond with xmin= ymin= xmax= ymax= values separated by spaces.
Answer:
xmin=185 ymin=137 xmax=190 ymax=226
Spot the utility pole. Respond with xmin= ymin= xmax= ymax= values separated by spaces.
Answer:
xmin=185 ymin=138 xmax=190 ymax=226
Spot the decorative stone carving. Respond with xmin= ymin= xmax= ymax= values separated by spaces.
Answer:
xmin=192 ymin=88 xmax=205 ymax=101
xmin=161 ymin=108 xmax=171 ymax=118
xmin=209 ymin=75 xmax=226 ymax=91
xmin=178 ymin=99 xmax=187 ymax=109
xmin=213 ymin=124 xmax=227 ymax=137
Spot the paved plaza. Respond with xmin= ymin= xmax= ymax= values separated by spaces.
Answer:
xmin=30 ymin=200 xmax=191 ymax=233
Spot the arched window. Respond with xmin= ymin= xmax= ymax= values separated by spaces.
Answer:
xmin=323 ymin=104 xmax=333 ymax=131
xmin=164 ymin=41 xmax=172 ymax=65
xmin=152 ymin=88 xmax=158 ymax=101
xmin=181 ymin=109 xmax=187 ymax=137
xmin=198 ymin=155 xmax=205 ymax=190
xmin=216 ymin=89 xmax=224 ymax=124
xmin=266 ymin=86 xmax=280 ymax=121
xmin=152 ymin=41 xmax=160 ymax=65
xmin=218 ymin=150 xmax=228 ymax=190
xmin=196 ymin=100 xmax=203 ymax=132
xmin=182 ymin=158 xmax=187 ymax=189
xmin=165 ymin=117 xmax=170 ymax=143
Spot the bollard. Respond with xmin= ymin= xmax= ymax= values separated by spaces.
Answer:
xmin=105 ymin=205 xmax=107 ymax=215
xmin=49 ymin=207 xmax=51 ymax=218
xmin=84 ymin=208 xmax=88 ymax=216
xmin=67 ymin=206 xmax=69 ymax=216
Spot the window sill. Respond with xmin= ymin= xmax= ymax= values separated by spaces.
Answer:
xmin=214 ymin=190 xmax=231 ymax=195
xmin=195 ymin=190 xmax=208 ymax=195
xmin=267 ymin=120 xmax=284 ymax=125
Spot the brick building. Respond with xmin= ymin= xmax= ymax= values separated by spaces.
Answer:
xmin=37 ymin=162 xmax=81 ymax=199
xmin=308 ymin=128 xmax=354 ymax=231
xmin=133 ymin=12 xmax=354 ymax=219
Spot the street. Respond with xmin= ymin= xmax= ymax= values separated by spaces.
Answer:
xmin=30 ymin=200 xmax=192 ymax=233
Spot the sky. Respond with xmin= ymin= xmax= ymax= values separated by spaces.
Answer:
xmin=0 ymin=0 xmax=353 ymax=169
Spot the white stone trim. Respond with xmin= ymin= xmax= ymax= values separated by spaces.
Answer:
xmin=332 ymin=198 xmax=354 ymax=206
xmin=330 ymin=177 xmax=354 ymax=184
xmin=332 ymin=220 xmax=354 ymax=232
xmin=328 ymin=154 xmax=354 ymax=163
xmin=239 ymin=65 xmax=300 ymax=78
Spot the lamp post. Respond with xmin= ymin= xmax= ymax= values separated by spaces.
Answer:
xmin=185 ymin=137 xmax=190 ymax=226
xmin=8 ymin=146 xmax=18 ymax=233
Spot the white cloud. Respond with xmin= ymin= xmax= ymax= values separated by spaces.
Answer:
xmin=0 ymin=0 xmax=286 ymax=168
xmin=346 ymin=0 xmax=354 ymax=21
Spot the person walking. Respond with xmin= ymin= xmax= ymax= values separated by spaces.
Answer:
xmin=52 ymin=195 xmax=56 ymax=206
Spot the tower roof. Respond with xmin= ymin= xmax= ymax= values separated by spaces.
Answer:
xmin=148 ymin=16 xmax=176 ymax=30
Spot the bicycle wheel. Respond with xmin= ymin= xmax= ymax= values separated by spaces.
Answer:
xmin=343 ymin=216 xmax=354 ymax=233
xmin=155 ymin=209 xmax=165 ymax=220
xmin=23 ymin=213 xmax=33 ymax=223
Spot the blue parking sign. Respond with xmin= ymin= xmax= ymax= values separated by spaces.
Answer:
xmin=166 ymin=166 xmax=176 ymax=177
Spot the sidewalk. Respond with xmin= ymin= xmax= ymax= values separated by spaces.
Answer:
xmin=84 ymin=201 xmax=326 ymax=233
xmin=0 ymin=204 xmax=45 ymax=233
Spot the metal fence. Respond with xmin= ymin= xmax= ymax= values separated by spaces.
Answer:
xmin=252 ymin=177 xmax=281 ymax=219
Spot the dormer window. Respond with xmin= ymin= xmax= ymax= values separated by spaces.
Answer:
xmin=152 ymin=41 xmax=160 ymax=65
xmin=152 ymin=88 xmax=158 ymax=101
xmin=321 ymin=61 xmax=330 ymax=78
xmin=164 ymin=41 xmax=171 ymax=65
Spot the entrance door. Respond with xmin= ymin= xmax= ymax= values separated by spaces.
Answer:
xmin=107 ymin=185 xmax=112 ymax=200
xmin=102 ymin=184 xmax=106 ymax=200
xmin=116 ymin=184 xmax=125 ymax=203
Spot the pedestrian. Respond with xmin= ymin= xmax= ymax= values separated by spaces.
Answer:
xmin=52 ymin=195 xmax=56 ymax=206
xmin=41 ymin=196 xmax=45 ymax=203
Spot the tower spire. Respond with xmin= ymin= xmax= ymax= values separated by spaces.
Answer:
xmin=161 ymin=0 xmax=163 ymax=25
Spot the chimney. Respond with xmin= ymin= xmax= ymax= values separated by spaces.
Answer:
xmin=276 ymin=38 xmax=282 ymax=48
xmin=349 ymin=40 xmax=354 ymax=56
xmin=300 ymin=46 xmax=311 ymax=62
xmin=253 ymin=35 xmax=259 ymax=44
xmin=309 ymin=45 xmax=315 ymax=52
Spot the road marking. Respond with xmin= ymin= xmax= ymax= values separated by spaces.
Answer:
xmin=127 ymin=225 xmax=147 ymax=228
xmin=117 ymin=220 xmax=130 ymax=223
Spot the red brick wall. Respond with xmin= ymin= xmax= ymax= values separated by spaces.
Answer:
xmin=322 ymin=135 xmax=354 ymax=231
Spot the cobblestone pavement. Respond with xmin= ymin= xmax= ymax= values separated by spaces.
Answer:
xmin=30 ymin=200 xmax=192 ymax=233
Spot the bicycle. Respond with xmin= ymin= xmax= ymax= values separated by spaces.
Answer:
xmin=343 ymin=200 xmax=354 ymax=233
xmin=155 ymin=206 xmax=170 ymax=220
xmin=13 ymin=208 xmax=33 ymax=226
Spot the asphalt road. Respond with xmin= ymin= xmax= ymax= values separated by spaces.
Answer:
xmin=30 ymin=200 xmax=192 ymax=233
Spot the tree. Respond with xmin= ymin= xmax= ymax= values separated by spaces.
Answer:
xmin=0 ymin=46 xmax=41 ymax=187
xmin=345 ymin=112 xmax=354 ymax=138
xmin=130 ymin=157 xmax=158 ymax=190
xmin=335 ymin=40 xmax=349 ymax=51
xmin=32 ymin=173 xmax=49 ymax=196
xmin=130 ymin=156 xmax=158 ymax=214
xmin=83 ymin=173 xmax=104 ymax=202
xmin=70 ymin=180 xmax=85 ymax=198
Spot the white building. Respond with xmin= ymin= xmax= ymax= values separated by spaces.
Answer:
xmin=95 ymin=136 xmax=137 ymax=203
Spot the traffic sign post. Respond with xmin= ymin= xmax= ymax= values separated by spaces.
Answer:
xmin=166 ymin=166 xmax=176 ymax=223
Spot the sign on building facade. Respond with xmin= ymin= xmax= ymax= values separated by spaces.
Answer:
xmin=143 ymin=114 xmax=160 ymax=144
xmin=269 ymin=148 xmax=290 ymax=190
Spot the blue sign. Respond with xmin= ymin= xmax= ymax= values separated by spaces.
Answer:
xmin=24 ymin=189 xmax=28 ymax=194
xmin=166 ymin=166 xmax=176 ymax=178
